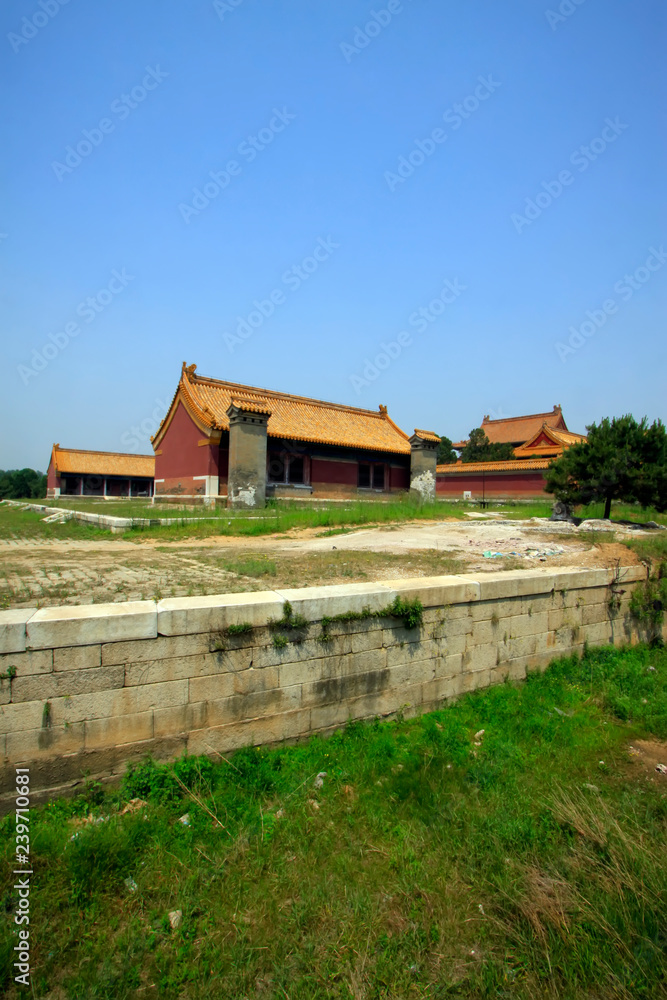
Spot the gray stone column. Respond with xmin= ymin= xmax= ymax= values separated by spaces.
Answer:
xmin=226 ymin=402 xmax=271 ymax=509
xmin=409 ymin=431 xmax=439 ymax=502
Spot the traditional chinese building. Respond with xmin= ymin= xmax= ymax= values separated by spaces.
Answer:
xmin=439 ymin=407 xmax=586 ymax=500
xmin=46 ymin=445 xmax=155 ymax=498
xmin=152 ymin=363 xmax=440 ymax=506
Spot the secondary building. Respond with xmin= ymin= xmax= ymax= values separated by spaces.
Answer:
xmin=46 ymin=445 xmax=155 ymax=498
xmin=439 ymin=407 xmax=586 ymax=500
xmin=152 ymin=363 xmax=440 ymax=506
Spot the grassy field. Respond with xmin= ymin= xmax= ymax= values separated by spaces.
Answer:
xmin=3 ymin=498 xmax=665 ymax=545
xmin=2 ymin=643 xmax=666 ymax=999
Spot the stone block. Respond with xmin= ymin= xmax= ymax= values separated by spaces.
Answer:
xmin=49 ymin=679 xmax=188 ymax=727
xmin=102 ymin=632 xmax=213 ymax=666
xmin=469 ymin=598 xmax=516 ymax=622
xmin=462 ymin=667 xmax=491 ymax=693
xmin=509 ymin=612 xmax=550 ymax=639
xmin=463 ymin=642 xmax=498 ymax=671
xmin=154 ymin=701 xmax=208 ymax=738
xmin=431 ymin=615 xmax=473 ymax=640
xmin=0 ymin=700 xmax=51 ymax=734
xmin=187 ymin=671 xmax=235 ymax=705
xmin=11 ymin=665 xmax=125 ymax=704
xmin=477 ymin=571 xmax=555 ymax=601
xmin=0 ymin=648 xmax=53 ymax=678
xmin=278 ymin=646 xmax=386 ymax=688
xmin=124 ymin=648 xmax=252 ymax=687
xmin=471 ymin=618 xmax=503 ymax=646
xmin=507 ymin=634 xmax=538 ymax=659
xmin=519 ymin=594 xmax=554 ymax=616
xmin=27 ymin=601 xmax=157 ymax=650
xmin=84 ymin=711 xmax=154 ymax=750
xmin=0 ymin=677 xmax=11 ymax=705
xmin=582 ymin=621 xmax=615 ymax=645
xmin=273 ymin=583 xmax=397 ymax=621
xmin=206 ymin=683 xmax=302 ymax=728
xmin=6 ymin=722 xmax=85 ymax=762
xmin=350 ymin=630 xmax=384 ymax=653
xmin=422 ymin=673 xmax=463 ymax=705
xmin=254 ymin=636 xmax=342 ymax=670
xmin=0 ymin=609 xmax=35 ymax=654
xmin=53 ymin=644 xmax=101 ymax=672
xmin=386 ymin=637 xmax=442 ymax=667
xmin=381 ymin=575 xmax=480 ymax=608
xmin=302 ymin=664 xmax=389 ymax=708
xmin=581 ymin=604 xmax=609 ymax=625
xmin=188 ymin=707 xmax=312 ymax=756
xmin=157 ymin=591 xmax=284 ymax=636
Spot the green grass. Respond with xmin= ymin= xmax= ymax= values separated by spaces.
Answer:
xmin=0 ymin=505 xmax=110 ymax=541
xmin=2 ymin=643 xmax=666 ymax=998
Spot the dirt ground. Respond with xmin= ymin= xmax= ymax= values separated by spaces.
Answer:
xmin=0 ymin=515 xmax=650 ymax=610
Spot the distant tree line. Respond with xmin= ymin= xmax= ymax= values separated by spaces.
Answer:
xmin=0 ymin=469 xmax=47 ymax=499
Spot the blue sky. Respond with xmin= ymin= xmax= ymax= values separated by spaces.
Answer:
xmin=1 ymin=0 xmax=665 ymax=469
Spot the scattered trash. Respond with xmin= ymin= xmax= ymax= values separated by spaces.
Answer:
xmin=628 ymin=746 xmax=641 ymax=756
xmin=314 ymin=772 xmax=327 ymax=789
xmin=120 ymin=798 xmax=147 ymax=816
xmin=553 ymin=707 xmax=573 ymax=718
xmin=656 ymin=764 xmax=667 ymax=775
xmin=307 ymin=799 xmax=320 ymax=811
xmin=582 ymin=783 xmax=599 ymax=792
xmin=71 ymin=813 xmax=109 ymax=828
xmin=178 ymin=813 xmax=190 ymax=826
xmin=168 ymin=909 xmax=182 ymax=929
xmin=275 ymin=808 xmax=285 ymax=819
xmin=124 ymin=877 xmax=138 ymax=893
xmin=648 ymin=666 xmax=656 ymax=672
xmin=478 ymin=903 xmax=485 ymax=915
xmin=474 ymin=729 xmax=485 ymax=740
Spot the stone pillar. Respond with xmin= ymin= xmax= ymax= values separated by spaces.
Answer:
xmin=226 ymin=401 xmax=271 ymax=509
xmin=409 ymin=431 xmax=439 ymax=502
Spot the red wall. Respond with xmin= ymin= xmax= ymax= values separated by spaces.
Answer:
xmin=437 ymin=470 xmax=548 ymax=498
xmin=310 ymin=458 xmax=357 ymax=486
xmin=46 ymin=457 xmax=58 ymax=490
xmin=155 ymin=402 xmax=220 ymax=494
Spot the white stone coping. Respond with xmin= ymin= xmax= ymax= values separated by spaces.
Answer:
xmin=3 ymin=565 xmax=647 ymax=647
xmin=26 ymin=602 xmax=157 ymax=650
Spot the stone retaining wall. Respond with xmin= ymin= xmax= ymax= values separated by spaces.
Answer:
xmin=0 ymin=565 xmax=655 ymax=807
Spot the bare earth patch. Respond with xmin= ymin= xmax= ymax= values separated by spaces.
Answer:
xmin=626 ymin=739 xmax=667 ymax=785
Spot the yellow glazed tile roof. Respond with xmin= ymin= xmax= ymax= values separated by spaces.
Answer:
xmin=156 ymin=364 xmax=412 ymax=455
xmin=413 ymin=429 xmax=441 ymax=443
xmin=452 ymin=406 xmax=571 ymax=449
xmin=437 ymin=458 xmax=553 ymax=474
xmin=51 ymin=445 xmax=155 ymax=478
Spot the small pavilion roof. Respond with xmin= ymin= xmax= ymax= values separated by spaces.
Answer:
xmin=49 ymin=445 xmax=155 ymax=478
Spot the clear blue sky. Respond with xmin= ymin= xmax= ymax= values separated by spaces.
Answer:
xmin=1 ymin=0 xmax=665 ymax=470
